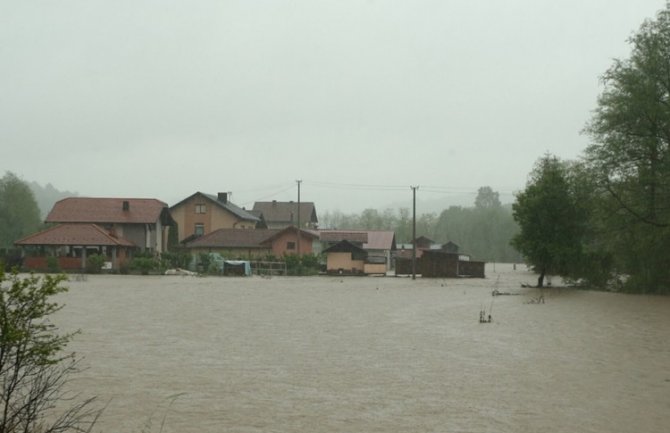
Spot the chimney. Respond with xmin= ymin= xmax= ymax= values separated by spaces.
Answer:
xmin=122 ymin=200 xmax=130 ymax=211
xmin=218 ymin=192 xmax=228 ymax=204
xmin=272 ymin=200 xmax=277 ymax=207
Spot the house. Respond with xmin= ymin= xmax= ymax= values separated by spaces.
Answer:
xmin=259 ymin=226 xmax=321 ymax=257
xmin=252 ymin=201 xmax=318 ymax=229
xmin=15 ymin=223 xmax=135 ymax=271
xmin=15 ymin=196 xmax=173 ymax=271
xmin=442 ymin=241 xmax=459 ymax=254
xmin=414 ymin=236 xmax=435 ymax=249
xmin=183 ymin=228 xmax=278 ymax=259
xmin=182 ymin=226 xmax=321 ymax=260
xmin=45 ymin=197 xmax=173 ymax=254
xmin=170 ymin=192 xmax=260 ymax=242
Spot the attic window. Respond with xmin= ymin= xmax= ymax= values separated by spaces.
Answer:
xmin=195 ymin=204 xmax=207 ymax=214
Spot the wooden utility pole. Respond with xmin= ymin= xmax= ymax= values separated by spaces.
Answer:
xmin=296 ymin=179 xmax=302 ymax=256
xmin=411 ymin=185 xmax=419 ymax=280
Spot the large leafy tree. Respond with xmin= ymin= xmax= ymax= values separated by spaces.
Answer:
xmin=512 ymin=155 xmax=584 ymax=287
xmin=584 ymin=5 xmax=670 ymax=292
xmin=0 ymin=172 xmax=42 ymax=249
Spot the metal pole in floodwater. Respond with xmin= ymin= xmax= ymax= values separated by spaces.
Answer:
xmin=411 ymin=185 xmax=419 ymax=280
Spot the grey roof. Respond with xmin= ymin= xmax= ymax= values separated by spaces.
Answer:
xmin=202 ymin=193 xmax=260 ymax=222
xmin=170 ymin=192 xmax=260 ymax=222
xmin=252 ymin=201 xmax=318 ymax=225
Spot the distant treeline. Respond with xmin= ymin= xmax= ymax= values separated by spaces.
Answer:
xmin=320 ymin=186 xmax=520 ymax=263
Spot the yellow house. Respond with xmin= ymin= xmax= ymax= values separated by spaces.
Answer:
xmin=170 ymin=192 xmax=260 ymax=242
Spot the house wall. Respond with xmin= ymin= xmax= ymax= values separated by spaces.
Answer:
xmin=23 ymin=251 xmax=130 ymax=272
xmin=172 ymin=195 xmax=255 ymax=242
xmin=189 ymin=247 xmax=271 ymax=260
xmin=364 ymin=263 xmax=386 ymax=275
xmin=118 ymin=224 xmax=148 ymax=251
xmin=326 ymin=252 xmax=364 ymax=274
xmin=270 ymin=232 xmax=315 ymax=256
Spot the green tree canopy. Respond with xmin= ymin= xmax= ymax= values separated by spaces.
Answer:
xmin=475 ymin=186 xmax=501 ymax=209
xmin=512 ymin=155 xmax=584 ymax=287
xmin=584 ymin=5 xmax=670 ymax=293
xmin=0 ymin=172 xmax=42 ymax=249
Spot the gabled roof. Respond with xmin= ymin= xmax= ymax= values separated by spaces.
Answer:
xmin=363 ymin=231 xmax=397 ymax=251
xmin=259 ymin=226 xmax=320 ymax=244
xmin=15 ymin=224 xmax=135 ymax=247
xmin=171 ymin=192 xmax=260 ymax=222
xmin=319 ymin=231 xmax=368 ymax=244
xmin=184 ymin=229 xmax=279 ymax=249
xmin=46 ymin=197 xmax=169 ymax=224
xmin=318 ymin=230 xmax=396 ymax=251
xmin=322 ymin=240 xmax=367 ymax=254
xmin=252 ymin=201 xmax=318 ymax=225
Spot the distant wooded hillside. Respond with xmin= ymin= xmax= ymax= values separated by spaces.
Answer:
xmin=28 ymin=181 xmax=77 ymax=219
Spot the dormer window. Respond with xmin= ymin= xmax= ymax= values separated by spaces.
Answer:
xmin=195 ymin=204 xmax=207 ymax=214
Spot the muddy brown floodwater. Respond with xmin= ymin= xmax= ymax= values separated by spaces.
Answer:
xmin=50 ymin=264 xmax=670 ymax=433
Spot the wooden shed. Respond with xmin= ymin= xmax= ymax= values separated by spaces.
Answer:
xmin=322 ymin=240 xmax=367 ymax=275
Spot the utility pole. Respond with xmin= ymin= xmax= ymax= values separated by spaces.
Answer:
xmin=296 ymin=179 xmax=302 ymax=256
xmin=411 ymin=185 xmax=419 ymax=280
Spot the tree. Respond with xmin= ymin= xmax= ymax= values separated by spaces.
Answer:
xmin=584 ymin=5 xmax=670 ymax=292
xmin=512 ymin=155 xmax=584 ymax=287
xmin=0 ymin=172 xmax=42 ymax=249
xmin=474 ymin=186 xmax=501 ymax=209
xmin=0 ymin=270 xmax=99 ymax=432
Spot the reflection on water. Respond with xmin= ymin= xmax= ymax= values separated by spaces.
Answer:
xmin=54 ymin=264 xmax=670 ymax=433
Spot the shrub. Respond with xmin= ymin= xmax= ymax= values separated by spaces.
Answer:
xmin=46 ymin=255 xmax=61 ymax=273
xmin=86 ymin=253 xmax=106 ymax=274
xmin=131 ymin=257 xmax=158 ymax=275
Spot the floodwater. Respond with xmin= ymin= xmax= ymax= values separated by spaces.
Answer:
xmin=51 ymin=264 xmax=670 ymax=433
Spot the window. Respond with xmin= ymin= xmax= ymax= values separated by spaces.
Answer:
xmin=195 ymin=204 xmax=207 ymax=214
xmin=287 ymin=241 xmax=296 ymax=250
xmin=194 ymin=223 xmax=205 ymax=236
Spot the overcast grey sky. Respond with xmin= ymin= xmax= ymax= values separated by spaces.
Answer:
xmin=1 ymin=0 xmax=666 ymax=213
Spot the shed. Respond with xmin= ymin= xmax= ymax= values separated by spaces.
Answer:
xmin=322 ymin=240 xmax=367 ymax=275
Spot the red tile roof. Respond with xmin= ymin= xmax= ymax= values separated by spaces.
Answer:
xmin=15 ymin=224 xmax=136 ymax=247
xmin=46 ymin=197 xmax=168 ymax=224
xmin=184 ymin=229 xmax=280 ymax=249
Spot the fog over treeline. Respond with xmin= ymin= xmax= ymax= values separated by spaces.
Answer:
xmin=27 ymin=180 xmax=78 ymax=219
xmin=321 ymin=186 xmax=519 ymax=262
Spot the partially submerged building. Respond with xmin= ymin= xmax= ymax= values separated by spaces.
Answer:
xmin=16 ymin=197 xmax=174 ymax=271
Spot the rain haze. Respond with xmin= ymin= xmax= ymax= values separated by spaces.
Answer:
xmin=1 ymin=0 xmax=666 ymax=212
